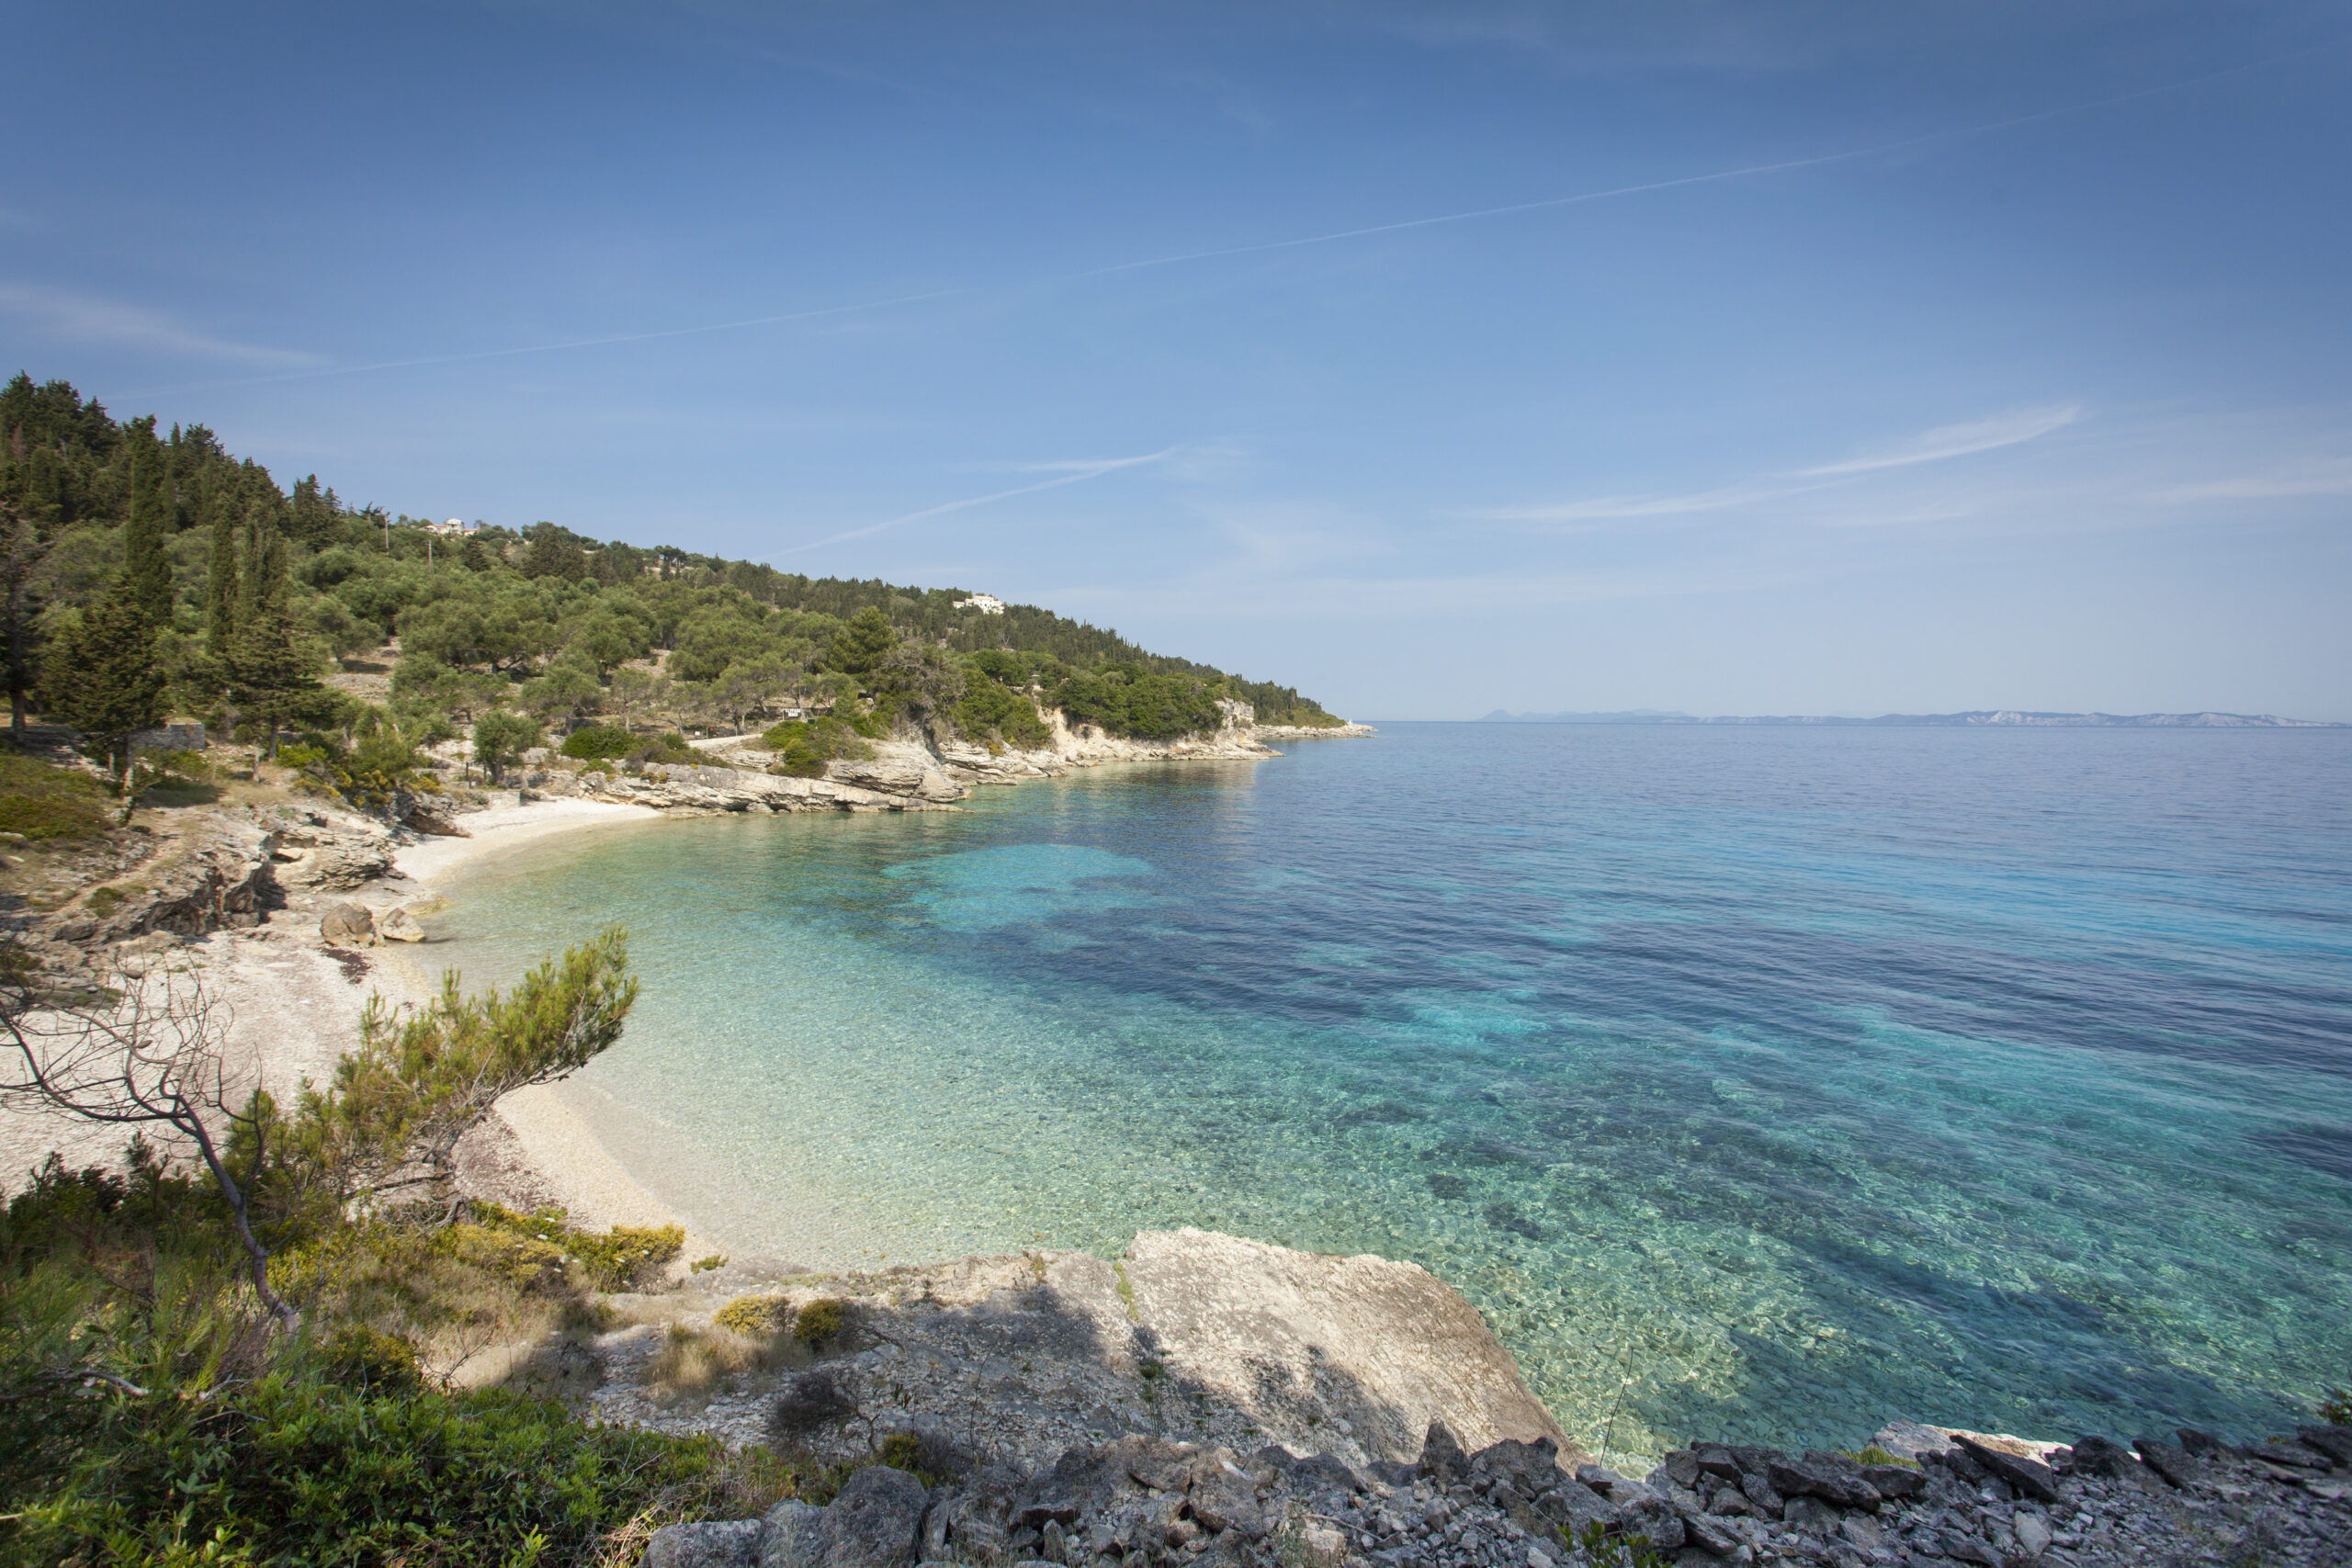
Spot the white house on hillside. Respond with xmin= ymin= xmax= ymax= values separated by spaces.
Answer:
xmin=424 ymin=517 xmax=478 ymax=536
xmin=955 ymin=593 xmax=1006 ymax=615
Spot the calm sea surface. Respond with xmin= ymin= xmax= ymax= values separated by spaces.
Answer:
xmin=436 ymin=723 xmax=2352 ymax=1457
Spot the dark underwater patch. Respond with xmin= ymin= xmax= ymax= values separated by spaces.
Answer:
xmin=2251 ymin=1123 xmax=2352 ymax=1181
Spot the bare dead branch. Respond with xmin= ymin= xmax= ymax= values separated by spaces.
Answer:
xmin=0 ymin=956 xmax=297 ymax=1327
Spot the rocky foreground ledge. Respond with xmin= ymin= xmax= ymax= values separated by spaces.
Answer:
xmin=648 ymin=1416 xmax=2352 ymax=1568
xmin=570 ymin=1229 xmax=2347 ymax=1568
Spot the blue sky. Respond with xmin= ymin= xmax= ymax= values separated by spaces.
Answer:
xmin=5 ymin=3 xmax=2348 ymax=720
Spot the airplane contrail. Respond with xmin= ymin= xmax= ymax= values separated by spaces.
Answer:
xmin=1066 ymin=41 xmax=2335 ymax=281
xmin=122 ymin=288 xmax=967 ymax=396
xmin=775 ymin=449 xmax=1176 ymax=557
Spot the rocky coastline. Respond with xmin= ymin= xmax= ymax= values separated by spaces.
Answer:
xmin=0 ymin=702 xmax=1371 ymax=970
xmin=640 ymin=1377 xmax=2352 ymax=1568
xmin=7 ymin=716 xmax=2346 ymax=1568
xmin=523 ymin=705 xmax=1367 ymax=818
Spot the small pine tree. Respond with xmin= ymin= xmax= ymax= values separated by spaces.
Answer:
xmin=828 ymin=606 xmax=897 ymax=676
xmin=226 ymin=604 xmax=325 ymax=759
xmin=45 ymin=579 xmax=165 ymax=784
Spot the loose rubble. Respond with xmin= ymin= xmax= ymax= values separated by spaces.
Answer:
xmin=646 ymin=1414 xmax=2352 ymax=1568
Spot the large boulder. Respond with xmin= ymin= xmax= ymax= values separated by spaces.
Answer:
xmin=401 ymin=804 xmax=470 ymax=837
xmin=1952 ymin=1435 xmax=2059 ymax=1504
xmin=763 ymin=1463 xmax=927 ymax=1568
xmin=377 ymin=905 xmax=427 ymax=942
xmin=645 ymin=1519 xmax=759 ymax=1568
xmin=1766 ymin=1454 xmax=1882 ymax=1510
xmin=1121 ymin=1227 xmax=1574 ymax=1465
xmin=320 ymin=902 xmax=378 ymax=946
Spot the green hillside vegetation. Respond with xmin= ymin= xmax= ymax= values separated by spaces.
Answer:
xmin=0 ymin=373 xmax=1342 ymax=789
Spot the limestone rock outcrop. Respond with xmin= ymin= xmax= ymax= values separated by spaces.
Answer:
xmin=1124 ymin=1227 xmax=1569 ymax=1462
xmin=590 ymin=1230 xmax=1566 ymax=1477
xmin=556 ymin=755 xmax=965 ymax=815
xmin=44 ymin=814 xmax=277 ymax=944
xmin=269 ymin=811 xmax=400 ymax=890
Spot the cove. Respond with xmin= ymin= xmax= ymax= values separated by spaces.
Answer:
xmin=432 ymin=722 xmax=2352 ymax=1458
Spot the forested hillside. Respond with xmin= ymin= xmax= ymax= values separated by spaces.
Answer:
xmin=0 ymin=373 xmax=1340 ymax=774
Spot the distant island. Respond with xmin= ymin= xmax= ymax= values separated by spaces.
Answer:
xmin=1481 ymin=708 xmax=2343 ymax=728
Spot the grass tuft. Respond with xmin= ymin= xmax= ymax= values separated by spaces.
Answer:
xmin=0 ymin=750 xmax=115 ymax=840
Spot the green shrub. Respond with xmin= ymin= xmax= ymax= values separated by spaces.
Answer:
xmin=318 ymin=1324 xmax=422 ymax=1396
xmin=629 ymin=731 xmax=699 ymax=766
xmin=1 ymin=1371 xmax=802 ymax=1566
xmin=714 ymin=1294 xmax=789 ymax=1337
xmin=876 ymin=1429 xmax=954 ymax=1487
xmin=560 ymin=724 xmax=637 ymax=760
xmin=283 ymin=723 xmax=434 ymax=808
xmin=1570 ymin=1520 xmax=1676 ymax=1568
xmin=953 ymin=671 xmax=1051 ymax=750
xmin=792 ymin=1298 xmax=847 ymax=1349
xmin=569 ymin=1223 xmax=684 ymax=1292
xmin=449 ymin=1204 xmax=683 ymax=1293
xmin=0 ymin=751 xmax=115 ymax=840
xmin=2323 ymin=1387 xmax=2351 ymax=1426
xmin=761 ymin=717 xmax=873 ymax=779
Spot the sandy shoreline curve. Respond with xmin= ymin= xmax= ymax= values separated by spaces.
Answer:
xmin=0 ymin=792 xmax=730 ymax=1272
xmin=386 ymin=797 xmax=733 ymax=1264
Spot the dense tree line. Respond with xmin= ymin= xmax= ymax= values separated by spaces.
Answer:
xmin=0 ymin=374 xmax=1342 ymax=777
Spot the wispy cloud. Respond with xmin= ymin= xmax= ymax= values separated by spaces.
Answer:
xmin=1048 ymin=557 xmax=1828 ymax=626
xmin=2155 ymin=458 xmax=2352 ymax=502
xmin=1797 ymin=405 xmax=2081 ymax=476
xmin=777 ymin=448 xmax=1176 ymax=557
xmin=128 ymin=287 xmax=967 ymax=397
xmin=1488 ymin=405 xmax=2081 ymax=526
xmin=0 ymin=281 xmax=320 ymax=367
xmin=1485 ymin=478 xmax=1815 ymax=524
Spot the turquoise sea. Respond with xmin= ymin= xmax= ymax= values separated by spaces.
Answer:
xmin=435 ymin=723 xmax=2352 ymax=1459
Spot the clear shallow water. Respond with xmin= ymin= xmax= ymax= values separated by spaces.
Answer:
xmin=436 ymin=724 xmax=2352 ymax=1459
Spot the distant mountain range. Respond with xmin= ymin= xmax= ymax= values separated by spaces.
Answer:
xmin=1479 ymin=708 xmax=2344 ymax=728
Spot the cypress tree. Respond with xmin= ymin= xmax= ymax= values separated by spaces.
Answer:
xmin=122 ymin=428 xmax=172 ymax=623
